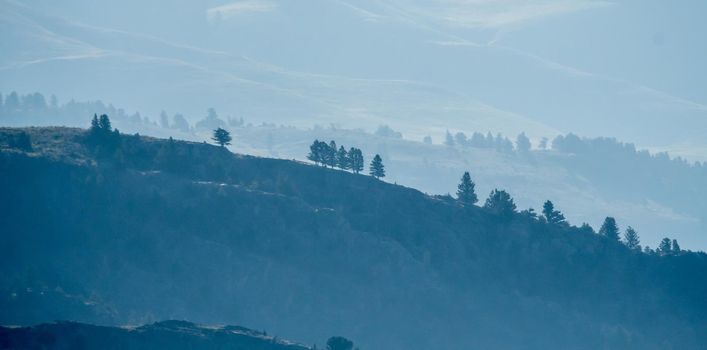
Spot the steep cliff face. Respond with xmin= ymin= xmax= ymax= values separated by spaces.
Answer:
xmin=1 ymin=127 xmax=706 ymax=350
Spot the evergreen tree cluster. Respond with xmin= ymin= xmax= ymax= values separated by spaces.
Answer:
xmin=552 ymin=132 xmax=706 ymax=174
xmin=656 ymin=237 xmax=683 ymax=256
xmin=86 ymin=114 xmax=121 ymax=155
xmin=71 ymin=115 xmax=688 ymax=258
xmin=4 ymin=124 xmax=705 ymax=349
xmin=454 ymin=172 xmax=516 ymax=221
xmin=444 ymin=130 xmax=519 ymax=153
xmin=453 ymin=171 xmax=685 ymax=254
xmin=0 ymin=91 xmax=195 ymax=131
xmin=307 ymin=140 xmax=367 ymax=175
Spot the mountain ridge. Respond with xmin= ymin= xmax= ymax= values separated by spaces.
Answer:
xmin=0 ymin=320 xmax=312 ymax=350
xmin=1 ymin=126 xmax=706 ymax=349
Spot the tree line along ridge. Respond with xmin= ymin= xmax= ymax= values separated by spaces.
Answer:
xmin=5 ymin=114 xmax=689 ymax=255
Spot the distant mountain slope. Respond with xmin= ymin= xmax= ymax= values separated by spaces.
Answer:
xmin=2 ymin=92 xmax=706 ymax=249
xmin=224 ymin=125 xmax=707 ymax=250
xmin=0 ymin=0 xmax=556 ymax=141
xmin=2 ymin=0 xmax=707 ymax=155
xmin=0 ymin=320 xmax=311 ymax=350
xmin=1 ymin=127 xmax=706 ymax=350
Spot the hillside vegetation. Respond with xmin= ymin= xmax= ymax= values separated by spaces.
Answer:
xmin=0 ymin=320 xmax=310 ymax=350
xmin=1 ymin=126 xmax=706 ymax=350
xmin=4 ymin=92 xmax=707 ymax=248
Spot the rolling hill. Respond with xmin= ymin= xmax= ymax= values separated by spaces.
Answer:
xmin=1 ymin=125 xmax=706 ymax=349
xmin=0 ymin=320 xmax=311 ymax=350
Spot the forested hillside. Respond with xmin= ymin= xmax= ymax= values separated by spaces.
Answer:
xmin=0 ymin=320 xmax=310 ymax=350
xmin=1 ymin=125 xmax=706 ymax=350
xmin=4 ymin=91 xmax=707 ymax=249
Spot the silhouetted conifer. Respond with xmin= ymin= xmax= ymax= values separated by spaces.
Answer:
xmin=348 ymin=147 xmax=364 ymax=174
xmin=623 ymin=226 xmax=641 ymax=250
xmin=658 ymin=238 xmax=672 ymax=255
xmin=483 ymin=189 xmax=517 ymax=219
xmin=90 ymin=114 xmax=100 ymax=131
xmin=672 ymin=239 xmax=681 ymax=254
xmin=369 ymin=154 xmax=385 ymax=178
xmin=456 ymin=171 xmax=478 ymax=205
xmin=542 ymin=200 xmax=566 ymax=225
xmin=86 ymin=114 xmax=120 ymax=155
xmin=211 ymin=127 xmax=232 ymax=147
xmin=599 ymin=217 xmax=620 ymax=242
xmin=98 ymin=114 xmax=112 ymax=131
xmin=325 ymin=141 xmax=337 ymax=167
xmin=336 ymin=146 xmax=349 ymax=170
xmin=308 ymin=140 xmax=323 ymax=165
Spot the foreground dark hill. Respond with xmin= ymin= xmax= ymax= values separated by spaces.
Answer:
xmin=0 ymin=320 xmax=310 ymax=350
xmin=1 ymin=127 xmax=706 ymax=349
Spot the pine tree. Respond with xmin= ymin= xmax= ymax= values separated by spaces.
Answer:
xmin=542 ymin=200 xmax=566 ymax=225
xmin=456 ymin=171 xmax=478 ymax=205
xmin=318 ymin=141 xmax=331 ymax=168
xmin=623 ymin=226 xmax=641 ymax=250
xmin=323 ymin=141 xmax=337 ymax=168
xmin=672 ymin=239 xmax=681 ymax=255
xmin=85 ymin=114 xmax=120 ymax=156
xmin=599 ymin=217 xmax=620 ymax=242
xmin=483 ymin=189 xmax=517 ymax=219
xmin=90 ymin=114 xmax=100 ymax=131
xmin=516 ymin=132 xmax=531 ymax=152
xmin=658 ymin=238 xmax=672 ymax=255
xmin=98 ymin=114 xmax=112 ymax=131
xmin=349 ymin=147 xmax=364 ymax=174
xmin=211 ymin=127 xmax=232 ymax=147
xmin=369 ymin=154 xmax=385 ymax=179
xmin=336 ymin=146 xmax=349 ymax=170
xmin=308 ymin=140 xmax=323 ymax=165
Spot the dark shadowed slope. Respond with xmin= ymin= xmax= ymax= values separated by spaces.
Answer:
xmin=0 ymin=320 xmax=310 ymax=350
xmin=1 ymin=127 xmax=706 ymax=350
